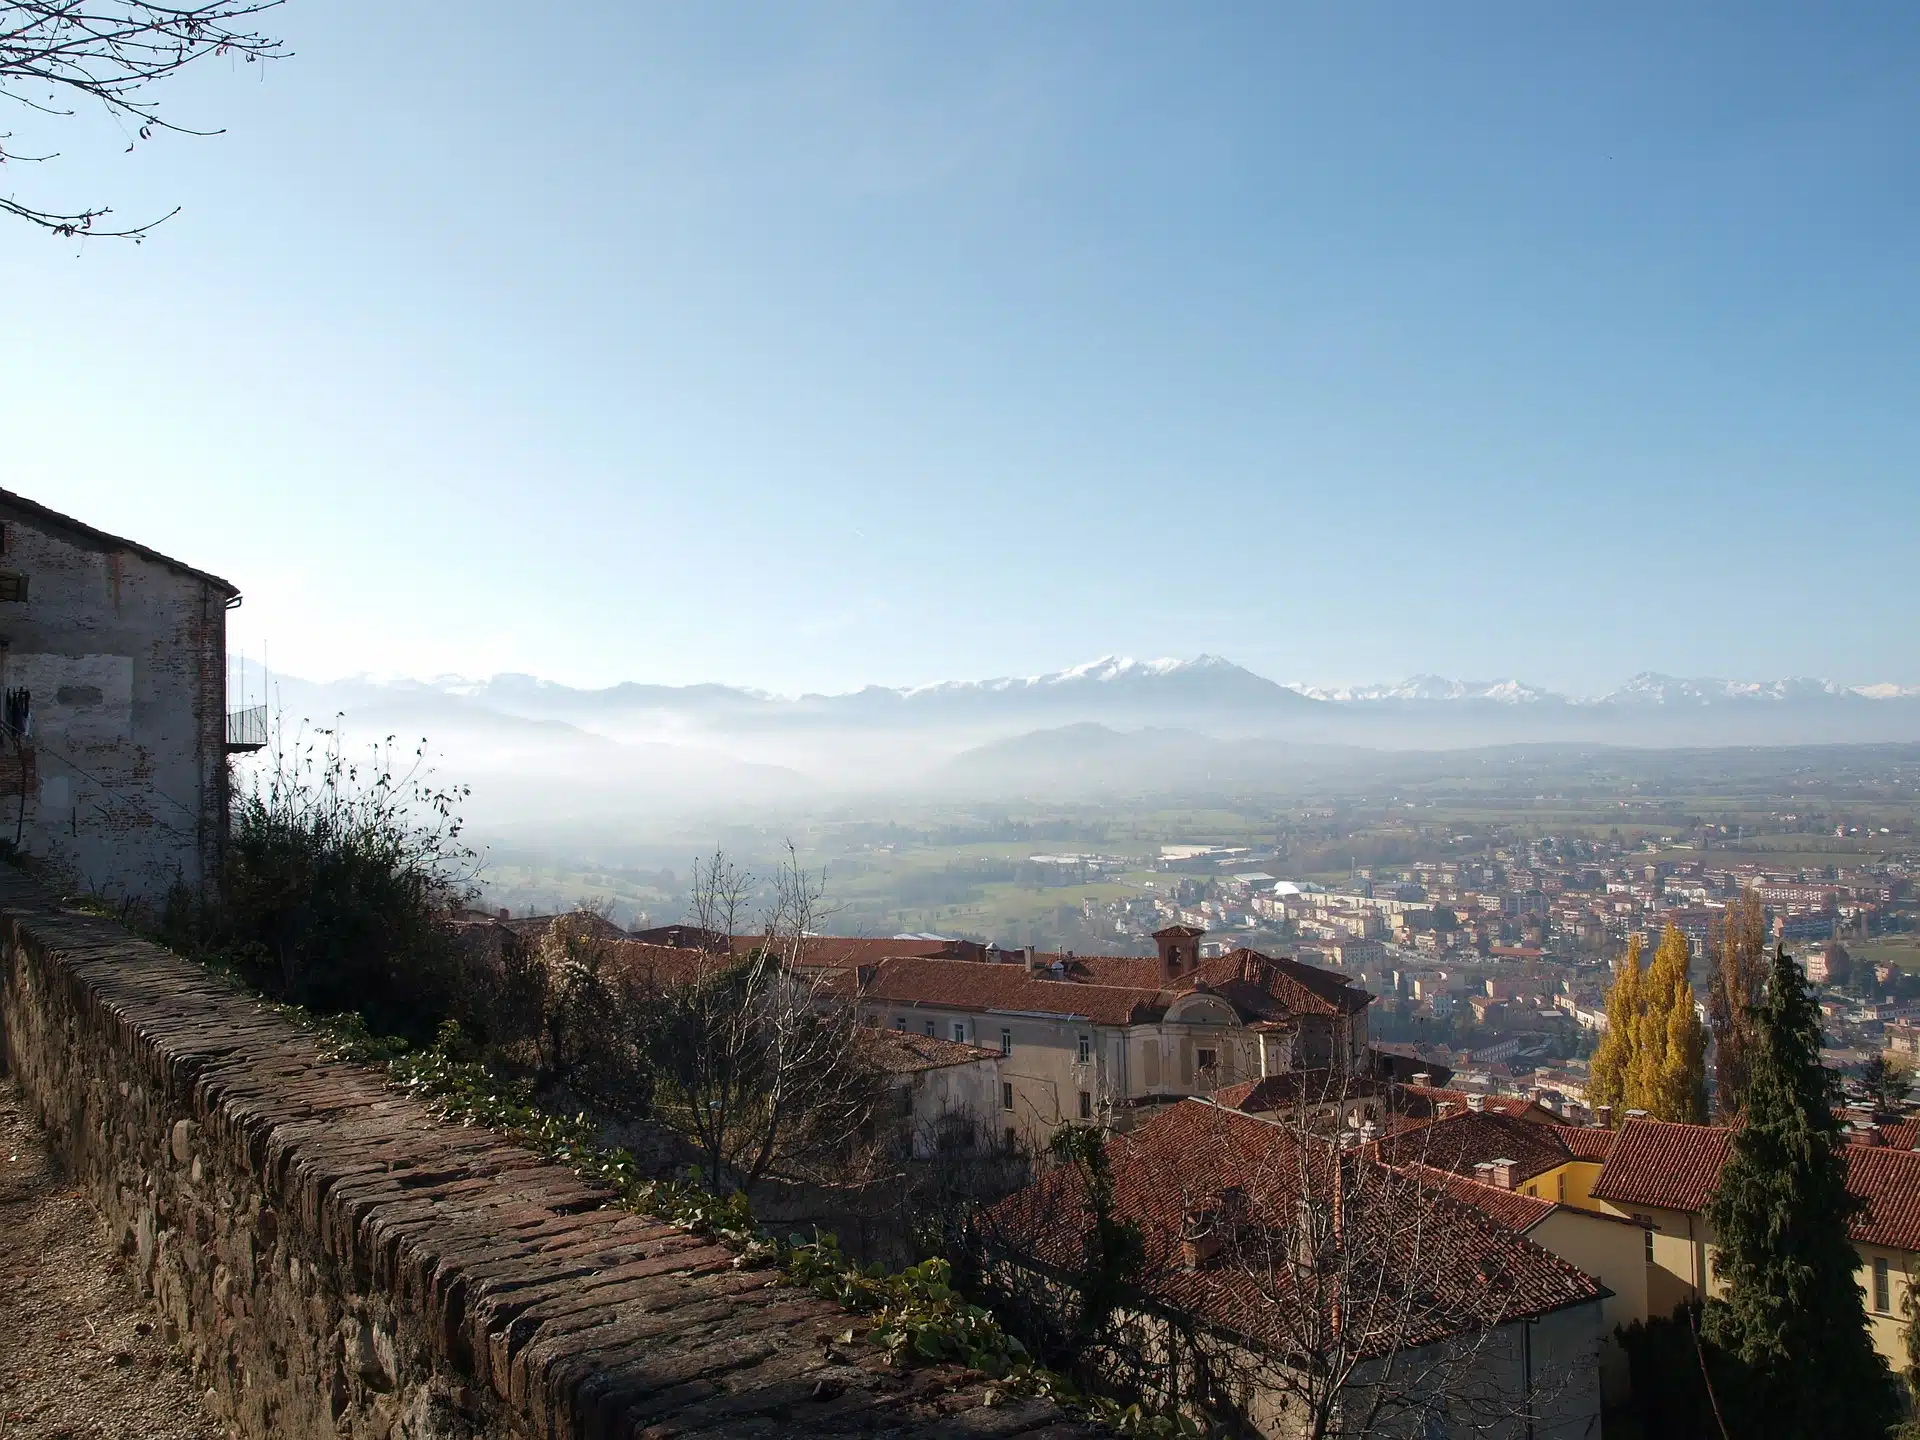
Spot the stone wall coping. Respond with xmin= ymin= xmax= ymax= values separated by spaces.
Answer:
xmin=0 ymin=870 xmax=1088 ymax=1440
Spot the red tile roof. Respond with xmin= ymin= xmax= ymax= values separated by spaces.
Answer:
xmin=1590 ymin=1118 xmax=1920 ymax=1251
xmin=626 ymin=928 xmax=963 ymax=965
xmin=863 ymin=946 xmax=1370 ymax=1029
xmin=601 ymin=940 xmax=734 ymax=990
xmin=1016 ymin=950 xmax=1370 ymax=1018
xmin=1552 ymin=1126 xmax=1617 ymax=1162
xmin=1398 ymin=1163 xmax=1557 ymax=1233
xmin=861 ymin=1029 xmax=1001 ymax=1076
xmin=1398 ymin=1085 xmax=1560 ymax=1124
xmin=1212 ymin=1070 xmax=1385 ymax=1115
xmin=1589 ymin=1120 xmax=1736 ymax=1213
xmin=985 ymin=1101 xmax=1603 ymax=1357
xmin=1846 ymin=1146 xmax=1920 ymax=1251
xmin=503 ymin=910 xmax=630 ymax=944
xmin=1371 ymin=1110 xmax=1576 ymax=1186
xmin=1869 ymin=1118 xmax=1920 ymax=1151
xmin=865 ymin=957 xmax=1175 ymax=1025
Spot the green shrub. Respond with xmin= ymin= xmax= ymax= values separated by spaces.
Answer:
xmin=171 ymin=724 xmax=477 ymax=1045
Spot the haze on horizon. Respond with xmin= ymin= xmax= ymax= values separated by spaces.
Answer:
xmin=4 ymin=3 xmax=1917 ymax=697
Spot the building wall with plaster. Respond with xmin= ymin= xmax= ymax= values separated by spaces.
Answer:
xmin=0 ymin=492 xmax=236 ymax=903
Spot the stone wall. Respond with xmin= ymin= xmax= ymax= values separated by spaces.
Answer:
xmin=0 ymin=871 xmax=1084 ymax=1440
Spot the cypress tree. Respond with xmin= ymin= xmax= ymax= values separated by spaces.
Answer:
xmin=1702 ymin=945 xmax=1898 ymax=1437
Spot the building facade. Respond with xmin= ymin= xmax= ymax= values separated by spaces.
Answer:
xmin=0 ymin=491 xmax=241 ymax=902
xmin=860 ymin=928 xmax=1373 ymax=1150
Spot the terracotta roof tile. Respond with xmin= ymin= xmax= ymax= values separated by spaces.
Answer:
xmin=1398 ymin=1085 xmax=1559 ymax=1123
xmin=865 ymin=957 xmax=1174 ymax=1025
xmin=1589 ymin=1120 xmax=1735 ymax=1213
xmin=861 ymin=1029 xmax=1001 ymax=1075
xmin=1213 ymin=1070 xmax=1386 ymax=1115
xmin=985 ymin=1102 xmax=1602 ymax=1356
xmin=1552 ymin=1126 xmax=1617 ymax=1162
xmin=863 ymin=947 xmax=1370 ymax=1028
xmin=1398 ymin=1163 xmax=1558 ymax=1233
xmin=1847 ymin=1146 xmax=1920 ymax=1251
xmin=1870 ymin=1118 xmax=1920 ymax=1151
xmin=1371 ymin=1111 xmax=1575 ymax=1186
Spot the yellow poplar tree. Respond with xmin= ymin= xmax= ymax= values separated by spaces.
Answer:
xmin=1589 ymin=935 xmax=1643 ymax=1117
xmin=1628 ymin=933 xmax=1672 ymax=1112
xmin=1647 ymin=923 xmax=1709 ymax=1122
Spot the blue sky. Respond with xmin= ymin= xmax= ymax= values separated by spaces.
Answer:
xmin=3 ymin=3 xmax=1916 ymax=695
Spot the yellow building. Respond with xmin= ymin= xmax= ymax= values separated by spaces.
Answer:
xmin=1583 ymin=1117 xmax=1920 ymax=1371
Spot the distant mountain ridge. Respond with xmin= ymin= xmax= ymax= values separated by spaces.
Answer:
xmin=376 ymin=657 xmax=1920 ymax=712
xmin=234 ymin=655 xmax=1920 ymax=822
xmin=1290 ymin=669 xmax=1919 ymax=706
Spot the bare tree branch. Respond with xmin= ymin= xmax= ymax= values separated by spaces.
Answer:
xmin=1 ymin=0 xmax=286 ymax=237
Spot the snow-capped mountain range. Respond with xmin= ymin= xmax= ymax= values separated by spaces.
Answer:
xmin=233 ymin=654 xmax=1920 ymax=824
xmin=1288 ymin=670 xmax=1920 ymax=706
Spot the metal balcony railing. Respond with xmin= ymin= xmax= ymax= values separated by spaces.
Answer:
xmin=225 ymin=704 xmax=268 ymax=753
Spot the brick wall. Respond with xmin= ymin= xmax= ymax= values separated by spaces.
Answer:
xmin=0 ymin=870 xmax=1083 ymax=1440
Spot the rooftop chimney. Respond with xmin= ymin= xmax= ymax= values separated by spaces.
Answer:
xmin=1466 ymin=1094 xmax=1486 ymax=1113
xmin=498 ymin=907 xmax=510 ymax=921
xmin=1024 ymin=946 xmax=1039 ymax=974
xmin=1411 ymin=1072 xmax=1433 ymax=1089
xmin=1596 ymin=1105 xmax=1614 ymax=1129
xmin=1179 ymin=1208 xmax=1223 ymax=1270
xmin=1625 ymin=1108 xmax=1649 ymax=1121
xmin=1488 ymin=1158 xmax=1517 ymax=1190
xmin=1436 ymin=1101 xmax=1454 ymax=1118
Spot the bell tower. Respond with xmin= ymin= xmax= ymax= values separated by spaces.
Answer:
xmin=1153 ymin=925 xmax=1205 ymax=981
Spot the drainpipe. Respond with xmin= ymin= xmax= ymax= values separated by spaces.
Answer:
xmin=1523 ymin=1315 xmax=1535 ymax=1440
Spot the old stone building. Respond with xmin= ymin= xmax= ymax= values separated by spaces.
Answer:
xmin=860 ymin=926 xmax=1375 ymax=1149
xmin=0 ymin=489 xmax=243 ymax=902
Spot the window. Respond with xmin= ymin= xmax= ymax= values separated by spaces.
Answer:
xmin=1196 ymin=1047 xmax=1218 ymax=1072
xmin=1005 ymin=1127 xmax=1017 ymax=1151
xmin=0 ymin=573 xmax=27 ymax=604
xmin=923 ymin=1020 xmax=935 ymax=1037
xmin=952 ymin=1022 xmax=968 ymax=1043
xmin=1874 ymin=1257 xmax=1891 ymax=1314
xmin=1077 ymin=1035 xmax=1091 ymax=1064
xmin=1557 ymin=1173 xmax=1567 ymax=1203
xmin=896 ymin=1087 xmax=913 ymax=1119
xmin=1644 ymin=1227 xmax=1655 ymax=1264
xmin=894 ymin=1017 xmax=906 ymax=1030
xmin=1000 ymin=1027 xmax=1012 ymax=1056
xmin=1002 ymin=1082 xmax=1014 ymax=1112
xmin=1079 ymin=1091 xmax=1093 ymax=1120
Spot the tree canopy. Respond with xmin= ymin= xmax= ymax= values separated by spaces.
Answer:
xmin=1702 ymin=945 xmax=1898 ymax=1438
xmin=1590 ymin=925 xmax=1707 ymax=1123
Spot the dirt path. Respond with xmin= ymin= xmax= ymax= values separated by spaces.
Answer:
xmin=0 ymin=1082 xmax=235 ymax=1440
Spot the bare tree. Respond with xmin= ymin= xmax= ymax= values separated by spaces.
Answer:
xmin=978 ymin=1089 xmax=1600 ymax=1439
xmin=527 ymin=908 xmax=655 ymax=1123
xmin=645 ymin=847 xmax=883 ymax=1197
xmin=2 ymin=0 xmax=286 ymax=237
